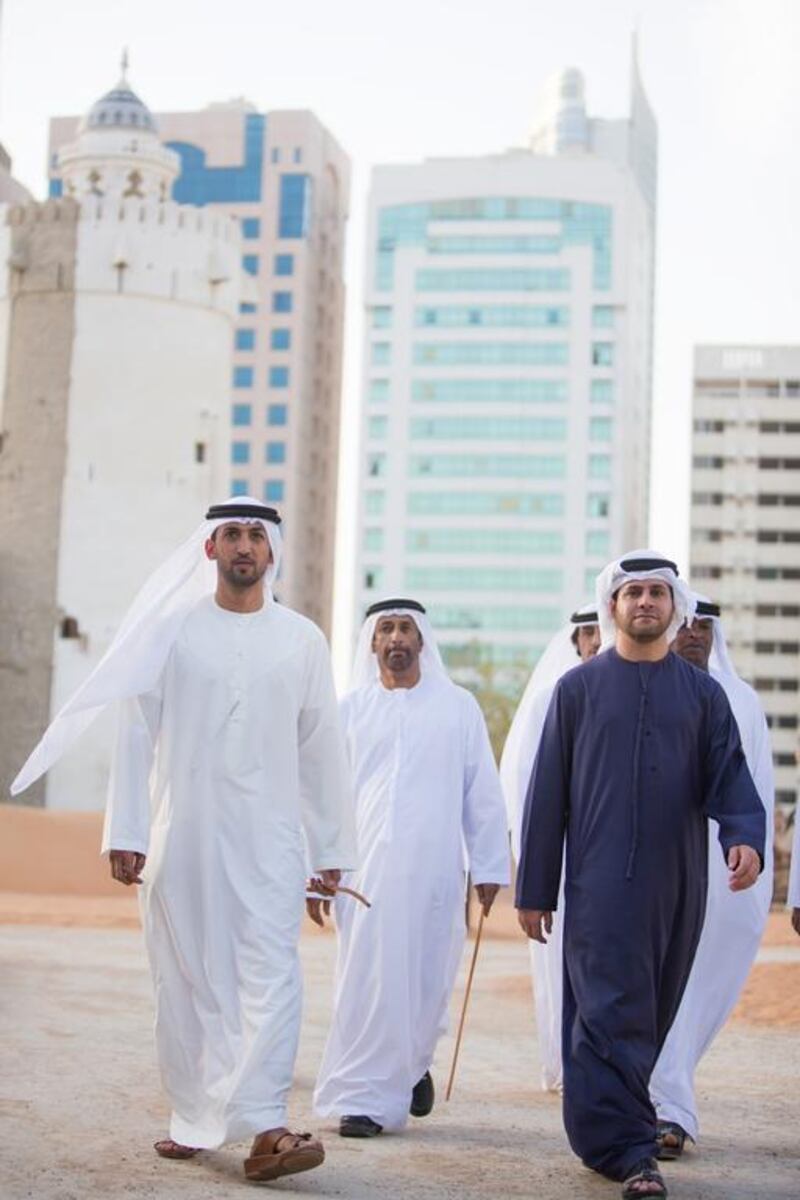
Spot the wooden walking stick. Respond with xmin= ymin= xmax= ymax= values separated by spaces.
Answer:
xmin=445 ymin=908 xmax=485 ymax=1101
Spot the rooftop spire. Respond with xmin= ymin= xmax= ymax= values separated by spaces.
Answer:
xmin=120 ymin=46 xmax=130 ymax=84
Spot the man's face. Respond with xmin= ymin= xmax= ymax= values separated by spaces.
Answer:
xmin=205 ymin=522 xmax=271 ymax=588
xmin=371 ymin=614 xmax=423 ymax=676
xmin=672 ymin=617 xmax=714 ymax=670
xmin=611 ymin=579 xmax=675 ymax=643
xmin=576 ymin=623 xmax=601 ymax=662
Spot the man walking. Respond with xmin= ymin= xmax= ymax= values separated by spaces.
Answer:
xmin=13 ymin=498 xmax=356 ymax=1182
xmin=515 ymin=552 xmax=765 ymax=1199
xmin=312 ymin=598 xmax=509 ymax=1137
xmin=649 ymin=597 xmax=774 ymax=1159
xmin=500 ymin=604 xmax=600 ymax=1092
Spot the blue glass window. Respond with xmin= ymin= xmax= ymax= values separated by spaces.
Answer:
xmin=231 ymin=479 xmax=248 ymax=496
xmin=242 ymin=254 xmax=259 ymax=276
xmin=406 ymin=529 xmax=562 ymax=554
xmin=274 ymin=254 xmax=294 ymax=276
xmin=415 ymin=305 xmax=568 ymax=328
xmin=266 ymin=442 xmax=286 ymax=464
xmin=412 ymin=379 xmax=566 ymax=404
xmin=233 ymin=366 xmax=253 ymax=388
xmin=242 ymin=217 xmax=261 ymax=239
xmin=587 ymin=493 xmax=610 ymax=518
xmin=413 ymin=342 xmax=568 ymax=366
xmin=273 ymin=291 xmax=293 ymax=313
xmin=232 ymin=403 xmax=252 ymax=426
xmin=236 ymin=329 xmax=255 ymax=351
xmin=264 ymin=480 xmax=285 ymax=502
xmin=278 ymin=174 xmax=312 ymax=238
xmin=168 ymin=113 xmax=265 ymax=206
xmin=372 ymin=306 xmax=392 ymax=328
xmin=49 ymin=178 xmax=64 ymax=198
xmin=372 ymin=342 xmax=391 ymax=366
xmin=588 ymin=454 xmax=612 ymax=479
xmin=369 ymin=380 xmax=389 ymax=403
xmin=364 ymin=528 xmax=384 ymax=552
xmin=271 ymin=328 xmax=291 ymax=350
xmin=365 ymin=492 xmax=385 ymax=516
xmin=408 ymin=492 xmax=564 ymax=516
xmin=405 ymin=566 xmax=562 ymax=593
xmin=239 ymin=302 xmax=257 ymax=314
xmin=586 ymin=530 xmax=611 ymax=556
xmin=293 ymin=147 xmax=303 ymax=163
xmin=592 ymin=305 xmax=614 ymax=328
xmin=427 ymin=605 xmax=560 ymax=633
xmin=415 ymin=267 xmax=569 ymax=293
xmin=590 ymin=417 xmax=613 ymax=442
xmin=410 ymin=416 xmax=565 ymax=441
xmin=269 ymin=366 xmax=289 ymax=388
xmin=409 ymin=454 xmax=565 ymax=479
xmin=591 ymin=379 xmax=613 ymax=404
xmin=270 ymin=148 xmax=280 ymax=163
xmin=369 ymin=416 xmax=388 ymax=439
xmin=232 ymin=441 xmax=250 ymax=464
xmin=592 ymin=342 xmax=614 ymax=366
xmin=267 ymin=404 xmax=287 ymax=426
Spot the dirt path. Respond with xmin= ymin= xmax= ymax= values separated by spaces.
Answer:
xmin=1 ymin=924 xmax=799 ymax=1200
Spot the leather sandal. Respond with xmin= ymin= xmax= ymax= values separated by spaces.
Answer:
xmin=621 ymin=1157 xmax=668 ymax=1198
xmin=656 ymin=1120 xmax=687 ymax=1161
xmin=244 ymin=1127 xmax=325 ymax=1182
xmin=154 ymin=1138 xmax=200 ymax=1159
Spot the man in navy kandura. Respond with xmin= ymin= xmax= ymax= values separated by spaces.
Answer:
xmin=515 ymin=552 xmax=765 ymax=1200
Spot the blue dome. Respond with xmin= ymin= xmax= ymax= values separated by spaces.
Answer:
xmin=81 ymin=79 xmax=157 ymax=135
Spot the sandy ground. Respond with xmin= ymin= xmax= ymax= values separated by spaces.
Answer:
xmin=2 ymin=917 xmax=799 ymax=1200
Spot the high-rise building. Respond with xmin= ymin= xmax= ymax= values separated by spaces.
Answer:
xmin=48 ymin=100 xmax=350 ymax=635
xmin=353 ymin=52 xmax=657 ymax=688
xmin=690 ymin=344 xmax=800 ymax=819
xmin=0 ymin=67 xmax=240 ymax=808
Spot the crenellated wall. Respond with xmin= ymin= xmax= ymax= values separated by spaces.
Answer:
xmin=0 ymin=195 xmax=242 ymax=808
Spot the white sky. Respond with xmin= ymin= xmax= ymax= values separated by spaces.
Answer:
xmin=2 ymin=0 xmax=798 ymax=673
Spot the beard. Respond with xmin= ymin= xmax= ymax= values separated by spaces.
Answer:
xmin=623 ymin=612 xmax=672 ymax=643
xmin=219 ymin=559 xmax=268 ymax=589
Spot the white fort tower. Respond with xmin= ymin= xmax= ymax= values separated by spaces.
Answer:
xmin=0 ymin=62 xmax=242 ymax=809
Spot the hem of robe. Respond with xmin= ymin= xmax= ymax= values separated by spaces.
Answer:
xmin=652 ymin=1099 xmax=698 ymax=1144
xmin=170 ymin=1105 xmax=288 ymax=1150
xmin=582 ymin=1138 xmax=659 ymax=1183
xmin=313 ymin=1093 xmax=410 ymax=1132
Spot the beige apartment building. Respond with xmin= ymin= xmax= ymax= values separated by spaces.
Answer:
xmin=48 ymin=100 xmax=350 ymax=635
xmin=690 ymin=344 xmax=800 ymax=822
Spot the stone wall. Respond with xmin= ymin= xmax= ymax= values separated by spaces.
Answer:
xmin=0 ymin=200 xmax=78 ymax=805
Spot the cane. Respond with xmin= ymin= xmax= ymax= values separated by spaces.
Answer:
xmin=445 ymin=909 xmax=485 ymax=1101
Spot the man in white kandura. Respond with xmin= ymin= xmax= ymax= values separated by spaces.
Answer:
xmin=12 ymin=497 xmax=356 ymax=1183
xmin=500 ymin=604 xmax=600 ymax=1093
xmin=311 ymin=598 xmax=510 ymax=1137
xmin=790 ymin=805 xmax=800 ymax=939
xmin=648 ymin=596 xmax=774 ymax=1160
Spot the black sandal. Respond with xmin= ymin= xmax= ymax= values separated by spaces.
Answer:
xmin=656 ymin=1120 xmax=687 ymax=1161
xmin=621 ymin=1157 xmax=668 ymax=1198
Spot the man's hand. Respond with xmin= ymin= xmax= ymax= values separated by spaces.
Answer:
xmin=791 ymin=907 xmax=800 ymax=938
xmin=517 ymin=908 xmax=552 ymax=943
xmin=474 ymin=883 xmax=501 ymax=917
xmin=305 ymin=869 xmax=342 ymax=928
xmin=727 ymin=845 xmax=760 ymax=892
xmin=109 ymin=850 xmax=146 ymax=886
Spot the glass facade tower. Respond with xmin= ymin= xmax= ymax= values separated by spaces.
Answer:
xmin=355 ymin=55 xmax=657 ymax=692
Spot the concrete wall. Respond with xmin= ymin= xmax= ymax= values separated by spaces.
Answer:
xmin=0 ymin=200 xmax=79 ymax=805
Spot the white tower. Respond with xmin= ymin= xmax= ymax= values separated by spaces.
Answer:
xmin=0 ymin=63 xmax=243 ymax=809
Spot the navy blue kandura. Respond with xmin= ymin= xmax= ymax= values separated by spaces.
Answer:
xmin=515 ymin=648 xmax=765 ymax=1181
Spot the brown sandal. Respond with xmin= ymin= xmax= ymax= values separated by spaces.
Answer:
xmin=244 ymin=1128 xmax=325 ymax=1182
xmin=154 ymin=1138 xmax=201 ymax=1159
